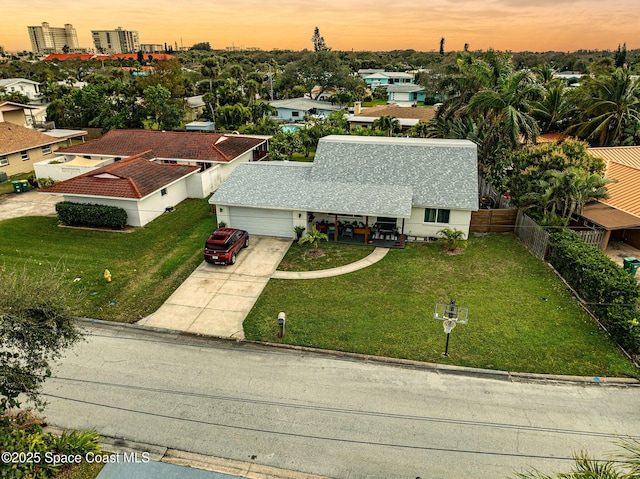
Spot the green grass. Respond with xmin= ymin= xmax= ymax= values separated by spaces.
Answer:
xmin=245 ymin=234 xmax=638 ymax=377
xmin=292 ymin=150 xmax=316 ymax=162
xmin=0 ymin=198 xmax=216 ymax=322
xmin=55 ymin=462 xmax=103 ymax=479
xmin=278 ymin=242 xmax=375 ymax=271
xmin=361 ymin=99 xmax=387 ymax=107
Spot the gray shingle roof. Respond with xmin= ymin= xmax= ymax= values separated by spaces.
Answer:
xmin=210 ymin=135 xmax=478 ymax=215
xmin=310 ymin=136 xmax=478 ymax=210
xmin=210 ymin=162 xmax=413 ymax=217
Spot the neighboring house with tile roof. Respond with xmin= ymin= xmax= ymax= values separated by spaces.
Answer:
xmin=0 ymin=122 xmax=86 ymax=176
xmin=347 ymin=104 xmax=435 ymax=131
xmin=576 ymin=146 xmax=640 ymax=252
xmin=386 ymin=84 xmax=426 ymax=107
xmin=56 ymin=129 xmax=270 ymax=197
xmin=41 ymin=151 xmax=200 ymax=227
xmin=210 ymin=135 xmax=478 ymax=241
xmin=268 ymin=98 xmax=343 ymax=122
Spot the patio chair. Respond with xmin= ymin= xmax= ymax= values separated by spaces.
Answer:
xmin=342 ymin=225 xmax=354 ymax=239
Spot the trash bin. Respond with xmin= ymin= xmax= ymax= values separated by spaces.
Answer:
xmin=623 ymin=257 xmax=640 ymax=275
xmin=20 ymin=179 xmax=30 ymax=192
xmin=11 ymin=180 xmax=22 ymax=193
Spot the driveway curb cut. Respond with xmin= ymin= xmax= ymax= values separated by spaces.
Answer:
xmin=75 ymin=318 xmax=640 ymax=386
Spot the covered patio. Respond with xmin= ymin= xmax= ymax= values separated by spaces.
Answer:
xmin=311 ymin=213 xmax=406 ymax=248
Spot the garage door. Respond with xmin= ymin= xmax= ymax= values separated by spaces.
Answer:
xmin=229 ymin=207 xmax=294 ymax=238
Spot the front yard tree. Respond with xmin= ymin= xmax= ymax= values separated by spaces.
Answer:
xmin=297 ymin=51 xmax=351 ymax=100
xmin=507 ymin=139 xmax=609 ymax=225
xmin=143 ymin=84 xmax=184 ymax=130
xmin=0 ymin=268 xmax=81 ymax=412
xmin=269 ymin=131 xmax=303 ymax=161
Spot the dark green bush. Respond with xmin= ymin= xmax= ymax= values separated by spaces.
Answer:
xmin=56 ymin=202 xmax=127 ymax=229
xmin=549 ymin=230 xmax=640 ymax=355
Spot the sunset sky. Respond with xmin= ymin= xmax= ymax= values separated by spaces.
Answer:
xmin=2 ymin=0 xmax=638 ymax=53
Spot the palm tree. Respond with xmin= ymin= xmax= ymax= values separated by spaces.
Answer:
xmin=514 ymin=437 xmax=640 ymax=479
xmin=243 ymin=79 xmax=260 ymax=106
xmin=468 ymin=70 xmax=544 ymax=150
xmin=532 ymin=81 xmax=576 ymax=133
xmin=438 ymin=228 xmax=466 ymax=252
xmin=568 ymin=68 xmax=640 ymax=146
xmin=373 ymin=115 xmax=400 ymax=136
xmin=409 ymin=121 xmax=430 ymax=138
xmin=298 ymin=225 xmax=328 ymax=250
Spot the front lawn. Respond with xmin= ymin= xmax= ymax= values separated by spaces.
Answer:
xmin=0 ymin=198 xmax=216 ymax=322
xmin=278 ymin=242 xmax=375 ymax=271
xmin=245 ymin=234 xmax=638 ymax=377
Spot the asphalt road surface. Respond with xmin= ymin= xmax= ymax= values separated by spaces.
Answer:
xmin=42 ymin=321 xmax=640 ymax=479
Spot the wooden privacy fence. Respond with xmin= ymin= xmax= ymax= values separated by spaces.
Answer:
xmin=514 ymin=210 xmax=607 ymax=259
xmin=470 ymin=209 xmax=518 ymax=233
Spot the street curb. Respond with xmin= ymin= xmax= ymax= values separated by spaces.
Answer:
xmin=75 ymin=317 xmax=640 ymax=386
xmin=163 ymin=449 xmax=333 ymax=479
xmin=44 ymin=426 xmax=329 ymax=479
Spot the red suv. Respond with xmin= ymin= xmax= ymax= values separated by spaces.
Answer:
xmin=204 ymin=227 xmax=249 ymax=265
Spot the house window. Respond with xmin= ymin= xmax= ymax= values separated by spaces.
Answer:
xmin=161 ymin=188 xmax=167 ymax=196
xmin=424 ymin=208 xmax=450 ymax=224
xmin=42 ymin=145 xmax=52 ymax=155
xmin=292 ymin=111 xmax=300 ymax=117
xmin=21 ymin=151 xmax=29 ymax=161
xmin=0 ymin=156 xmax=8 ymax=166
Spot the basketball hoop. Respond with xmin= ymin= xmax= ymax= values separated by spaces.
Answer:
xmin=432 ymin=298 xmax=470 ymax=357
xmin=443 ymin=319 xmax=457 ymax=334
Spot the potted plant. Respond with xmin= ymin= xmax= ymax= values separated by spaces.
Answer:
xmin=294 ymin=225 xmax=306 ymax=240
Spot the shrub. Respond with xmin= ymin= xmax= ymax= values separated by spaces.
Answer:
xmin=549 ymin=230 xmax=640 ymax=356
xmin=56 ymin=202 xmax=128 ymax=229
xmin=0 ymin=415 xmax=101 ymax=479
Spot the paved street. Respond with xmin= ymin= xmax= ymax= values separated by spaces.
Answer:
xmin=43 ymin=322 xmax=640 ymax=479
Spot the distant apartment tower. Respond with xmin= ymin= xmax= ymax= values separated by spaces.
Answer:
xmin=140 ymin=43 xmax=164 ymax=53
xmin=92 ymin=27 xmax=140 ymax=54
xmin=28 ymin=22 xmax=80 ymax=54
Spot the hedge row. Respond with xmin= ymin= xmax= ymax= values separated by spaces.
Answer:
xmin=55 ymin=201 xmax=128 ymax=229
xmin=549 ymin=230 xmax=640 ymax=355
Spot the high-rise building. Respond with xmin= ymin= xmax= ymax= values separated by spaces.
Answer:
xmin=91 ymin=27 xmax=140 ymax=54
xmin=27 ymin=22 xmax=80 ymax=54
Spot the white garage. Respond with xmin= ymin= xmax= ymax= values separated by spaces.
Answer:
xmin=229 ymin=206 xmax=294 ymax=238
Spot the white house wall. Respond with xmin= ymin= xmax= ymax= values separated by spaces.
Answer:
xmin=405 ymin=208 xmax=472 ymax=238
xmin=62 ymin=196 xmax=144 ymax=227
xmin=188 ymin=165 xmax=221 ymax=198
xmin=61 ymin=181 xmax=190 ymax=227
xmin=34 ymin=158 xmax=108 ymax=182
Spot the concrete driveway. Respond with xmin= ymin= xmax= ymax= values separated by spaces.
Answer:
xmin=0 ymin=190 xmax=58 ymax=221
xmin=139 ymin=236 xmax=291 ymax=339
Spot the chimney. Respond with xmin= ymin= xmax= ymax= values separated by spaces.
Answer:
xmin=354 ymin=101 xmax=362 ymax=116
